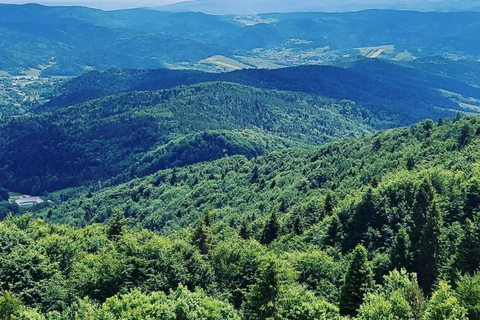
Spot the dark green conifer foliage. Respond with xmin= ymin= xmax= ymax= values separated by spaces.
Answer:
xmin=339 ymin=245 xmax=374 ymax=316
xmin=239 ymin=219 xmax=250 ymax=240
xmin=391 ymin=227 xmax=412 ymax=271
xmin=418 ymin=198 xmax=444 ymax=293
xmin=456 ymin=219 xmax=480 ymax=275
xmin=193 ymin=213 xmax=212 ymax=255
xmin=250 ymin=166 xmax=259 ymax=184
xmin=106 ymin=210 xmax=125 ymax=241
xmin=345 ymin=187 xmax=376 ymax=251
xmin=458 ymin=124 xmax=473 ymax=148
xmin=411 ymin=177 xmax=436 ymax=256
xmin=261 ymin=212 xmax=280 ymax=245
xmin=407 ymin=156 xmax=415 ymax=170
xmin=260 ymin=211 xmax=280 ymax=245
xmin=324 ymin=192 xmax=334 ymax=215
xmin=242 ymin=256 xmax=281 ymax=320
xmin=465 ymin=178 xmax=480 ymax=221
xmin=292 ymin=213 xmax=304 ymax=236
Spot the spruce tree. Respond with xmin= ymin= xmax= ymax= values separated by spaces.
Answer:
xmin=455 ymin=219 xmax=480 ymax=275
xmin=464 ymin=178 xmax=480 ymax=221
xmin=239 ymin=219 xmax=250 ymax=240
xmin=339 ymin=245 xmax=374 ymax=316
xmin=192 ymin=213 xmax=212 ymax=255
xmin=324 ymin=191 xmax=334 ymax=215
xmin=345 ymin=188 xmax=376 ymax=251
xmin=411 ymin=177 xmax=436 ymax=268
xmin=243 ymin=256 xmax=281 ymax=320
xmin=418 ymin=198 xmax=444 ymax=293
xmin=391 ymin=227 xmax=412 ymax=271
xmin=261 ymin=211 xmax=279 ymax=245
xmin=107 ymin=210 xmax=125 ymax=241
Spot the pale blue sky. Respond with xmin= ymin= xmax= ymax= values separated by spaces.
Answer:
xmin=0 ymin=0 xmax=474 ymax=11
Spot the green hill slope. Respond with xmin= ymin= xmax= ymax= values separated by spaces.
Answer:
xmin=43 ymin=115 xmax=480 ymax=233
xmin=15 ymin=114 xmax=477 ymax=319
xmin=0 ymin=82 xmax=376 ymax=194
xmin=1 ymin=115 xmax=480 ymax=319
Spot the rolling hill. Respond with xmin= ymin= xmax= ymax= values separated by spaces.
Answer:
xmin=1 ymin=4 xmax=480 ymax=76
xmin=45 ymin=60 xmax=480 ymax=123
xmin=0 ymin=81 xmax=379 ymax=194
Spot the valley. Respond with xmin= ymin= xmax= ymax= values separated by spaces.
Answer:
xmin=0 ymin=3 xmax=479 ymax=320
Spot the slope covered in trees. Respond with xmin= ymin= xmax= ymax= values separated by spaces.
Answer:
xmin=0 ymin=82 xmax=378 ymax=194
xmin=2 ymin=4 xmax=480 ymax=76
xmin=0 ymin=115 xmax=479 ymax=319
xmin=46 ymin=62 xmax=468 ymax=125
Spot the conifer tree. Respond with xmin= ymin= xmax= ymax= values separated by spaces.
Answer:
xmin=107 ymin=209 xmax=125 ymax=241
xmin=324 ymin=191 xmax=334 ymax=215
xmin=391 ymin=227 xmax=412 ymax=271
xmin=239 ymin=219 xmax=250 ymax=240
xmin=418 ymin=198 xmax=444 ymax=293
xmin=339 ymin=245 xmax=374 ymax=316
xmin=243 ymin=256 xmax=281 ymax=320
xmin=455 ymin=219 xmax=480 ymax=275
xmin=193 ymin=213 xmax=212 ymax=255
xmin=345 ymin=188 xmax=376 ymax=250
xmin=261 ymin=211 xmax=279 ymax=245
xmin=464 ymin=178 xmax=480 ymax=221
xmin=411 ymin=177 xmax=436 ymax=249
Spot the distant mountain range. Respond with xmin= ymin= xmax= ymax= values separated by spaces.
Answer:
xmin=1 ymin=4 xmax=480 ymax=77
xmin=155 ymin=0 xmax=480 ymax=14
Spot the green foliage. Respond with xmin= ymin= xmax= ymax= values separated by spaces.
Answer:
xmin=455 ymin=219 xmax=480 ymax=275
xmin=66 ymin=286 xmax=241 ymax=320
xmin=0 ymin=292 xmax=23 ymax=320
xmin=1 ymin=112 xmax=480 ymax=318
xmin=290 ymin=250 xmax=343 ymax=303
xmin=0 ymin=82 xmax=375 ymax=194
xmin=464 ymin=178 xmax=480 ymax=220
xmin=391 ymin=227 xmax=412 ymax=271
xmin=417 ymin=198 xmax=445 ymax=293
xmin=242 ymin=256 xmax=282 ymax=320
xmin=339 ymin=245 xmax=374 ymax=316
xmin=456 ymin=273 xmax=480 ymax=320
xmin=261 ymin=212 xmax=280 ymax=246
xmin=423 ymin=281 xmax=467 ymax=320
xmin=357 ymin=269 xmax=426 ymax=320
xmin=106 ymin=210 xmax=125 ymax=241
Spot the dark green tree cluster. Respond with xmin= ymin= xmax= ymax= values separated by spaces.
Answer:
xmin=0 ymin=115 xmax=478 ymax=318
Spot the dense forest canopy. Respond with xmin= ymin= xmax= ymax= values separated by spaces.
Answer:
xmin=1 ymin=4 xmax=480 ymax=319
xmin=0 ymin=115 xmax=479 ymax=319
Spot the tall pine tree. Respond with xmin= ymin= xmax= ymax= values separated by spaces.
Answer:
xmin=464 ymin=178 xmax=480 ymax=221
xmin=455 ymin=219 xmax=480 ymax=275
xmin=418 ymin=198 xmax=445 ymax=293
xmin=391 ymin=227 xmax=412 ymax=271
xmin=242 ymin=256 xmax=281 ymax=320
xmin=261 ymin=211 xmax=279 ymax=245
xmin=339 ymin=245 xmax=374 ymax=316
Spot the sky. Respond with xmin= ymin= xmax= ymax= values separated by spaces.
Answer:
xmin=0 ymin=0 xmax=476 ymax=11
xmin=0 ymin=0 xmax=180 ymax=10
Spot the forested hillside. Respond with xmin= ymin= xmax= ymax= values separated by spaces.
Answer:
xmin=0 ymin=82 xmax=378 ymax=194
xmin=46 ymin=62 xmax=467 ymax=123
xmin=2 ymin=2 xmax=480 ymax=319
xmin=0 ymin=115 xmax=479 ymax=319
xmin=2 ymin=4 xmax=480 ymax=76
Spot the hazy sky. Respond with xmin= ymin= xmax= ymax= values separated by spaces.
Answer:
xmin=0 ymin=0 xmax=475 ymax=11
xmin=0 ymin=0 xmax=181 ymax=9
